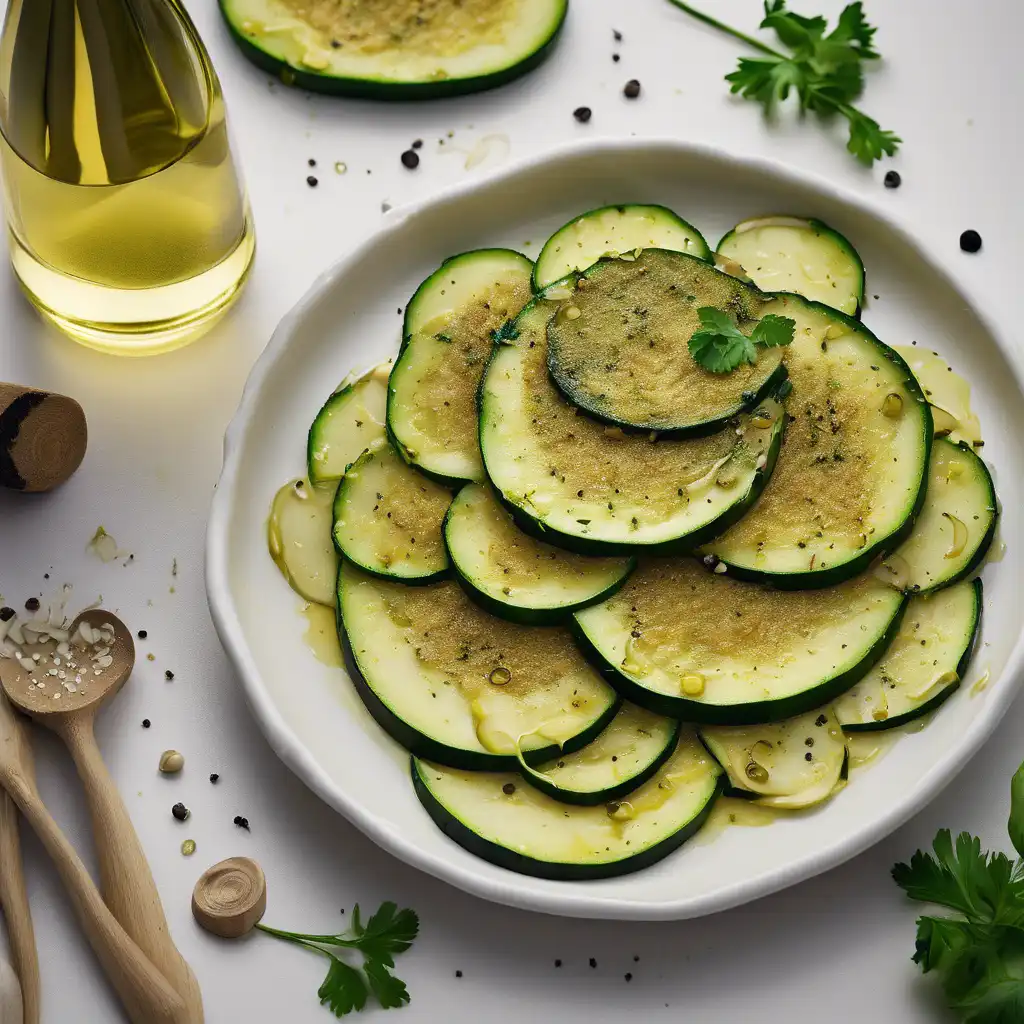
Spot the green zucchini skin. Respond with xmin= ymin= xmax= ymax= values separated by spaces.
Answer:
xmin=219 ymin=0 xmax=567 ymax=101
xmin=571 ymin=594 xmax=910 ymax=726
xmin=411 ymin=756 xmax=725 ymax=880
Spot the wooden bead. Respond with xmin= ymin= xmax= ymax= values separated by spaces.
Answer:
xmin=192 ymin=857 xmax=267 ymax=939
xmin=0 ymin=384 xmax=87 ymax=493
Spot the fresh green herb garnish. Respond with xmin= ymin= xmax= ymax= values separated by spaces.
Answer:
xmin=891 ymin=760 xmax=1024 ymax=1021
xmin=688 ymin=307 xmax=795 ymax=373
xmin=667 ymin=0 xmax=900 ymax=166
xmin=257 ymin=901 xmax=419 ymax=1017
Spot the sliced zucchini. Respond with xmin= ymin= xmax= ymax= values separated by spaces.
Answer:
xmin=444 ymin=482 xmax=635 ymax=624
xmin=388 ymin=249 xmax=533 ymax=484
xmin=338 ymin=561 xmax=619 ymax=770
xmin=704 ymin=295 xmax=932 ymax=588
xmin=479 ymin=289 xmax=786 ymax=555
xmin=332 ymin=442 xmax=452 ymax=584
xmin=835 ymin=579 xmax=982 ymax=732
xmin=546 ymin=250 xmax=787 ymax=436
xmin=881 ymin=439 xmax=997 ymax=594
xmin=307 ymin=362 xmax=390 ymax=484
xmin=519 ymin=703 xmax=681 ymax=805
xmin=219 ymin=0 xmax=567 ymax=100
xmin=572 ymin=558 xmax=906 ymax=724
xmin=532 ymin=205 xmax=711 ymax=290
xmin=701 ymin=709 xmax=847 ymax=809
xmin=411 ymin=730 xmax=723 ymax=880
xmin=267 ymin=478 xmax=337 ymax=606
xmin=717 ymin=216 xmax=865 ymax=316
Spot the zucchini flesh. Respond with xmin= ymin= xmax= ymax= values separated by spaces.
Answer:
xmin=572 ymin=558 xmax=906 ymax=724
xmin=338 ymin=561 xmax=619 ymax=770
xmin=705 ymin=294 xmax=932 ymax=588
xmin=882 ymin=439 xmax=997 ymax=594
xmin=546 ymin=250 xmax=787 ymax=435
xmin=533 ymin=204 xmax=711 ymax=290
xmin=332 ymin=442 xmax=452 ymax=584
xmin=520 ymin=703 xmax=681 ymax=805
xmin=307 ymin=362 xmax=390 ymax=484
xmin=267 ymin=478 xmax=337 ymax=606
xmin=444 ymin=482 xmax=634 ymax=623
xmin=835 ymin=579 xmax=982 ymax=731
xmin=219 ymin=0 xmax=567 ymax=99
xmin=701 ymin=709 xmax=847 ymax=809
xmin=412 ymin=730 xmax=722 ymax=880
xmin=480 ymin=291 xmax=786 ymax=555
xmin=388 ymin=249 xmax=533 ymax=484
xmin=717 ymin=216 xmax=865 ymax=316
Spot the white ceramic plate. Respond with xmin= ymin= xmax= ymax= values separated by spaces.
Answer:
xmin=207 ymin=140 xmax=1024 ymax=921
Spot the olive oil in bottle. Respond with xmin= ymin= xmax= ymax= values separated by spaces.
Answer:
xmin=0 ymin=0 xmax=255 ymax=355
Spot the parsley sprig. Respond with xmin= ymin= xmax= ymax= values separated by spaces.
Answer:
xmin=666 ymin=0 xmax=901 ymax=166
xmin=257 ymin=901 xmax=419 ymax=1017
xmin=891 ymin=760 xmax=1024 ymax=1021
xmin=688 ymin=307 xmax=795 ymax=373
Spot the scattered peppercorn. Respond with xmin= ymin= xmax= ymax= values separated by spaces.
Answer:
xmin=455 ymin=970 xmax=463 ymax=979
xmin=137 ymin=629 xmax=148 ymax=639
xmin=209 ymin=773 xmax=220 ymax=784
xmin=960 ymin=229 xmax=982 ymax=253
xmin=554 ymin=959 xmax=562 ymax=968
xmin=24 ymin=597 xmax=40 ymax=612
xmin=233 ymin=815 xmax=251 ymax=831
xmin=308 ymin=158 xmax=316 ymax=167
xmin=625 ymin=973 xmax=633 ymax=982
xmin=142 ymin=719 xmax=151 ymax=728
xmin=804 ymin=752 xmax=813 ymax=762
xmin=623 ymin=79 xmax=641 ymax=99
xmin=589 ymin=958 xmax=597 ymax=969
xmin=612 ymin=54 xmax=620 ymax=62
xmin=412 ymin=139 xmax=423 ymax=150
xmin=401 ymin=149 xmax=420 ymax=169
xmin=165 ymin=670 xmax=174 ymax=681
xmin=502 ymin=782 xmax=516 ymax=795
xmin=171 ymin=802 xmax=190 ymax=822
xmin=306 ymin=175 xmax=318 ymax=188
xmin=0 ymin=607 xmax=14 ymax=622
xmin=633 ymin=955 xmax=640 ymax=962
xmin=883 ymin=170 xmax=901 ymax=189
xmin=573 ymin=106 xmax=592 ymax=123
xmin=613 ymin=29 xmax=623 ymax=41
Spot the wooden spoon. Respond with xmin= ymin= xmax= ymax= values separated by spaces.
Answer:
xmin=0 ymin=384 xmax=87 ymax=493
xmin=0 ymin=610 xmax=203 ymax=1022
xmin=0 ymin=686 xmax=187 ymax=1024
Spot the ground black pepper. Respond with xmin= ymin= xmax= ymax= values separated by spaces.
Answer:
xmin=623 ymin=79 xmax=641 ymax=99
xmin=171 ymin=802 xmax=189 ymax=821
xmin=573 ymin=106 xmax=592 ymax=123
xmin=137 ymin=629 xmax=148 ymax=639
xmin=24 ymin=597 xmax=39 ymax=612
xmin=234 ymin=815 xmax=251 ymax=831
xmin=960 ymin=229 xmax=982 ymax=253
xmin=306 ymin=175 xmax=318 ymax=187
xmin=210 ymin=773 xmax=220 ymax=784
xmin=401 ymin=149 xmax=420 ymax=169
xmin=142 ymin=719 xmax=151 ymax=728
xmin=165 ymin=670 xmax=174 ymax=681
xmin=883 ymin=170 xmax=901 ymax=189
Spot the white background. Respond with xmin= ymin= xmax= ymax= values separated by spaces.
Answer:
xmin=0 ymin=0 xmax=1021 ymax=1020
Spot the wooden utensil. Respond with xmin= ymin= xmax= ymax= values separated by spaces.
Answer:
xmin=0 ymin=954 xmax=23 ymax=1024
xmin=0 ymin=686 xmax=187 ymax=1024
xmin=0 ymin=610 xmax=203 ymax=1022
xmin=0 ymin=384 xmax=87 ymax=493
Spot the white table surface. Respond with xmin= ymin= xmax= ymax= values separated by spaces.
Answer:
xmin=1 ymin=0 xmax=1021 ymax=1020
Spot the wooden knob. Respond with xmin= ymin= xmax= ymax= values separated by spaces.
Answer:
xmin=0 ymin=383 xmax=87 ymax=493
xmin=192 ymin=858 xmax=267 ymax=938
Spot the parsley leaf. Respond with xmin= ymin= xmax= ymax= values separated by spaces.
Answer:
xmin=688 ymin=307 xmax=794 ymax=374
xmin=364 ymin=959 xmax=412 ymax=1010
xmin=667 ymin=0 xmax=900 ymax=166
xmin=318 ymin=956 xmax=368 ymax=1016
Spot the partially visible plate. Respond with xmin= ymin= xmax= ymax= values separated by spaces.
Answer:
xmin=206 ymin=140 xmax=1024 ymax=921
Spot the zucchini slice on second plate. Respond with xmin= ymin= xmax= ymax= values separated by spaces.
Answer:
xmin=332 ymin=442 xmax=452 ymax=584
xmin=388 ymin=249 xmax=534 ymax=485
xmin=338 ymin=562 xmax=619 ymax=770
xmin=444 ymin=482 xmax=635 ymax=624
xmin=480 ymin=288 xmax=785 ymax=555
xmin=835 ymin=579 xmax=982 ymax=731
xmin=701 ymin=709 xmax=847 ymax=810
xmin=572 ymin=558 xmax=906 ymax=724
xmin=546 ymin=250 xmax=787 ymax=435
xmin=519 ymin=703 xmax=681 ymax=805
xmin=532 ymin=204 xmax=711 ymax=290
xmin=268 ymin=478 xmax=338 ymax=606
xmin=412 ymin=729 xmax=722 ymax=880
xmin=716 ymin=216 xmax=865 ymax=316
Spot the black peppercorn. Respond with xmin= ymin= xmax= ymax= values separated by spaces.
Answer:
xmin=612 ymin=54 xmax=620 ymax=62
xmin=306 ymin=175 xmax=318 ymax=187
xmin=0 ymin=607 xmax=14 ymax=622
xmin=554 ymin=959 xmax=562 ymax=968
xmin=625 ymin=973 xmax=633 ymax=982
xmin=209 ymin=773 xmax=220 ymax=784
xmin=142 ymin=719 xmax=151 ymax=728
xmin=589 ymin=958 xmax=597 ymax=968
xmin=613 ymin=29 xmax=623 ymax=41
xmin=573 ymin=106 xmax=592 ymax=123
xmin=233 ymin=815 xmax=250 ymax=831
xmin=412 ymin=139 xmax=423 ymax=150
xmin=308 ymin=158 xmax=316 ymax=167
xmin=623 ymin=79 xmax=641 ymax=99
xmin=137 ymin=629 xmax=148 ymax=639
xmin=502 ymin=782 xmax=516 ymax=795
xmin=883 ymin=170 xmax=901 ymax=189
xmin=400 ymin=149 xmax=420 ymax=169
xmin=24 ymin=597 xmax=40 ymax=612
xmin=171 ymin=802 xmax=189 ymax=821
xmin=455 ymin=970 xmax=463 ymax=979
xmin=960 ymin=229 xmax=982 ymax=253
xmin=165 ymin=670 xmax=174 ymax=681
xmin=805 ymin=752 xmax=813 ymax=762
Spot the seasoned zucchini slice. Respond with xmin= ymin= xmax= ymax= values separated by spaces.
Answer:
xmin=267 ymin=478 xmax=337 ymax=606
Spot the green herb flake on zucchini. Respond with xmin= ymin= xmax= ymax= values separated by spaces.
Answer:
xmin=268 ymin=478 xmax=338 ymax=606
xmin=412 ymin=729 xmax=723 ymax=880
xmin=388 ymin=249 xmax=534 ymax=484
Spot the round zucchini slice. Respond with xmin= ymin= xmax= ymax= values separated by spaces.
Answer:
xmin=881 ymin=440 xmax=997 ymax=595
xmin=411 ymin=730 xmax=723 ymax=880
xmin=519 ymin=703 xmax=681 ymax=805
xmin=835 ymin=579 xmax=982 ymax=732
xmin=704 ymin=294 xmax=932 ymax=588
xmin=572 ymin=558 xmax=907 ymax=725
xmin=388 ymin=249 xmax=533 ymax=485
xmin=332 ymin=442 xmax=452 ymax=584
xmin=307 ymin=362 xmax=390 ymax=484
xmin=716 ymin=216 xmax=865 ymax=316
xmin=444 ymin=482 xmax=635 ymax=624
xmin=533 ymin=204 xmax=711 ymax=290
xmin=545 ymin=250 xmax=787 ymax=436
xmin=480 ymin=288 xmax=786 ymax=556
xmin=219 ymin=0 xmax=567 ymax=100
xmin=701 ymin=709 xmax=847 ymax=810
xmin=338 ymin=561 xmax=620 ymax=771
xmin=268 ymin=478 xmax=338 ymax=606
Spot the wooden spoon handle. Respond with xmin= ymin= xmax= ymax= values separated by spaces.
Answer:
xmin=0 ymin=383 xmax=87 ymax=493
xmin=60 ymin=718 xmax=203 ymax=1022
xmin=0 ymin=788 xmax=39 ymax=1024
xmin=3 ymin=773 xmax=189 ymax=1024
